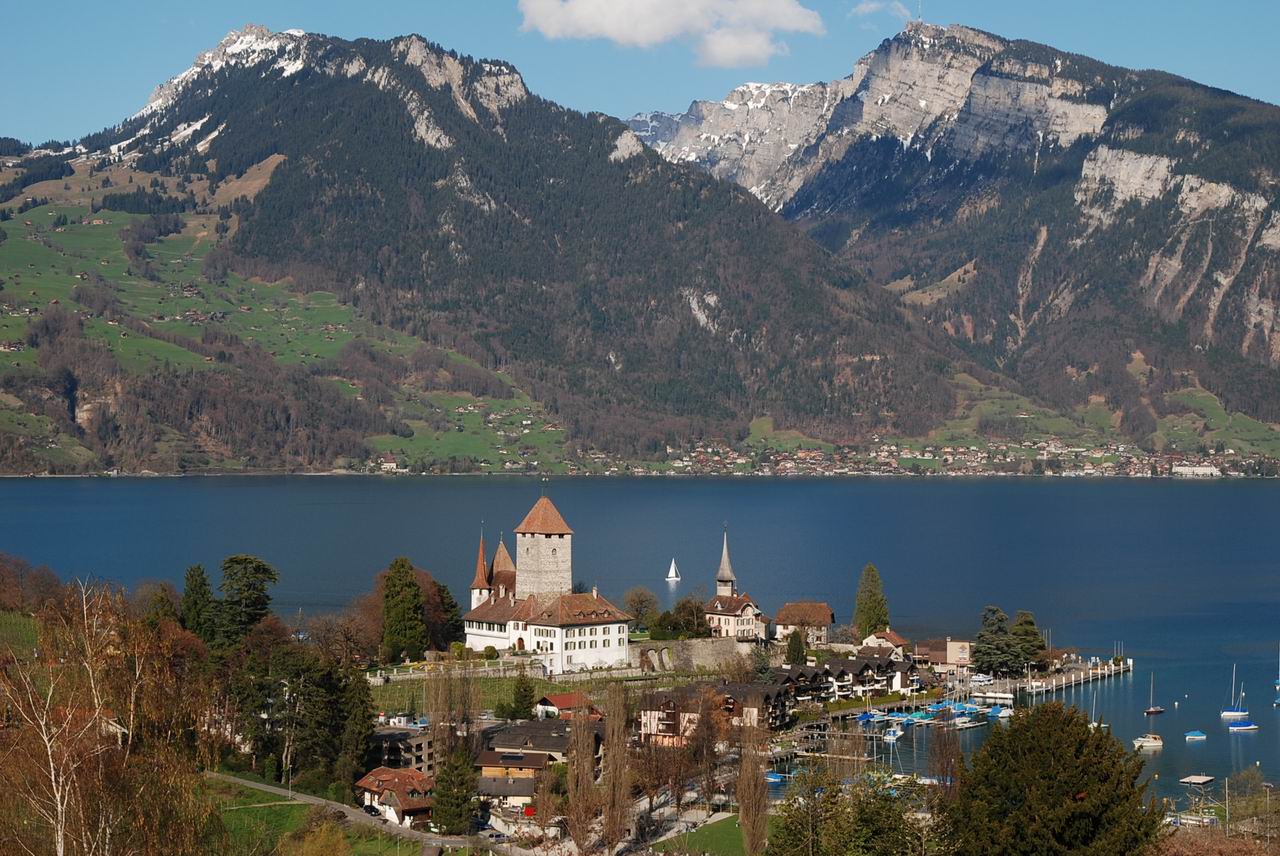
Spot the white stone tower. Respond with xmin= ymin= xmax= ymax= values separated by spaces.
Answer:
xmin=715 ymin=528 xmax=737 ymax=597
xmin=514 ymin=496 xmax=573 ymax=599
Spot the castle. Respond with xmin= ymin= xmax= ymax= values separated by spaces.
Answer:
xmin=463 ymin=496 xmax=631 ymax=675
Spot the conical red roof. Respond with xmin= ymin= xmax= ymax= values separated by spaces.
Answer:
xmin=491 ymin=538 xmax=516 ymax=572
xmin=514 ymin=496 xmax=573 ymax=535
xmin=470 ymin=535 xmax=490 ymax=590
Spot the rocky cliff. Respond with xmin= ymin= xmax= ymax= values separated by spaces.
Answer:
xmin=634 ymin=21 xmax=1280 ymax=429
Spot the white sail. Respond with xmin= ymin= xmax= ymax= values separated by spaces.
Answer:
xmin=666 ymin=559 xmax=681 ymax=581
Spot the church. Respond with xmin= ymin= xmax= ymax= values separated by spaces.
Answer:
xmin=463 ymin=496 xmax=632 ymax=675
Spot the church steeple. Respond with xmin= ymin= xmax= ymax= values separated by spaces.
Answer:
xmin=470 ymin=532 xmax=491 ymax=608
xmin=715 ymin=527 xmax=737 ymax=597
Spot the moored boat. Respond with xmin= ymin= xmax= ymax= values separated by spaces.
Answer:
xmin=1133 ymin=733 xmax=1163 ymax=750
xmin=1184 ymin=730 xmax=1207 ymax=741
xmin=1227 ymin=719 xmax=1259 ymax=733
xmin=1220 ymin=664 xmax=1249 ymax=718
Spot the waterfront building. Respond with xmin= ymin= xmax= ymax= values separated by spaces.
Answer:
xmin=703 ymin=530 xmax=769 ymax=640
xmin=463 ymin=497 xmax=631 ymax=675
xmin=775 ymin=601 xmax=835 ymax=646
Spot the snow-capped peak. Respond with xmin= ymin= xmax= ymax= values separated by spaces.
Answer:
xmin=135 ymin=24 xmax=311 ymax=118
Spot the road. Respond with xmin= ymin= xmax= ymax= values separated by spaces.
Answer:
xmin=205 ymin=771 xmax=538 ymax=855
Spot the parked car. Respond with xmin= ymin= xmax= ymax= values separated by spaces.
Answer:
xmin=362 ymin=805 xmax=380 ymax=816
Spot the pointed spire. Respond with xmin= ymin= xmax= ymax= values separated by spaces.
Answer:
xmin=491 ymin=537 xmax=516 ymax=573
xmin=470 ymin=532 xmax=490 ymax=590
xmin=716 ymin=527 xmax=736 ymax=583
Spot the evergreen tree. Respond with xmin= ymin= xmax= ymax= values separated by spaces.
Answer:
xmin=179 ymin=564 xmax=217 ymax=644
xmin=853 ymin=563 xmax=890 ymax=637
xmin=432 ymin=744 xmax=478 ymax=835
xmin=434 ymin=581 xmax=464 ymax=646
xmin=972 ymin=605 xmax=1018 ymax=676
xmin=1010 ymin=610 xmax=1047 ymax=670
xmin=785 ymin=629 xmax=806 ymax=665
xmin=217 ymin=554 xmax=279 ymax=646
xmin=751 ymin=644 xmax=774 ymax=681
xmin=510 ymin=668 xmax=535 ymax=720
xmin=332 ymin=669 xmax=374 ymax=802
xmin=947 ymin=702 xmax=1161 ymax=855
xmin=381 ymin=557 xmax=428 ymax=662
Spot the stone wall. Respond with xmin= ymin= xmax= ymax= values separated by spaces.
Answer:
xmin=628 ymin=636 xmax=756 ymax=673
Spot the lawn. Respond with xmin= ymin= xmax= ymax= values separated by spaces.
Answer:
xmin=0 ymin=610 xmax=38 ymax=656
xmin=746 ymin=416 xmax=833 ymax=453
xmin=654 ymin=814 xmax=782 ymax=856
xmin=208 ymin=778 xmax=423 ymax=854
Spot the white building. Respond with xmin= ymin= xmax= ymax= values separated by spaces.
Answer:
xmin=464 ymin=497 xmax=632 ymax=675
xmin=703 ymin=531 xmax=769 ymax=640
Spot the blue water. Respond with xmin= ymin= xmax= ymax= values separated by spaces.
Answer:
xmin=2 ymin=475 xmax=1278 ymax=796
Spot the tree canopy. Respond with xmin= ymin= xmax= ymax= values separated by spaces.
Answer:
xmin=947 ymin=702 xmax=1162 ymax=855
xmin=381 ymin=557 xmax=428 ymax=662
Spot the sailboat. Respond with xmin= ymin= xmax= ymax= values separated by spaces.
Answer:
xmin=1220 ymin=664 xmax=1249 ymax=719
xmin=1089 ymin=691 xmax=1109 ymax=730
xmin=665 ymin=559 xmax=680 ymax=582
xmin=1273 ymin=644 xmax=1279 ymax=706
xmin=1144 ymin=673 xmax=1165 ymax=715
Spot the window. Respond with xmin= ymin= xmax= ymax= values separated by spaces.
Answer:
xmin=603 ymin=639 xmax=610 ymax=648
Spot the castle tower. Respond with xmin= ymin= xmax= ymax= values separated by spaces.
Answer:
xmin=491 ymin=536 xmax=516 ymax=598
xmin=715 ymin=529 xmax=737 ymax=597
xmin=514 ymin=496 xmax=573 ymax=599
xmin=469 ymin=533 xmax=491 ymax=609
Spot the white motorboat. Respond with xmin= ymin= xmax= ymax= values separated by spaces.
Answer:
xmin=1132 ymin=734 xmax=1163 ymax=750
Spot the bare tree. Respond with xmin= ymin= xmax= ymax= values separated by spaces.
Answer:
xmin=602 ymin=683 xmax=631 ymax=849
xmin=565 ymin=717 xmax=600 ymax=852
xmin=737 ymin=728 xmax=769 ymax=856
xmin=0 ymin=583 xmax=219 ymax=856
xmin=928 ymin=709 xmax=962 ymax=805
xmin=633 ymin=738 xmax=670 ymax=814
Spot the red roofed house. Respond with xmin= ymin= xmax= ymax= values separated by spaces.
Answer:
xmin=775 ymin=601 xmax=835 ymax=646
xmin=464 ymin=497 xmax=632 ymax=675
xmin=534 ymin=692 xmax=602 ymax=720
xmin=862 ymin=628 xmax=910 ymax=661
xmin=355 ymin=766 xmax=435 ymax=828
xmin=703 ymin=531 xmax=768 ymax=640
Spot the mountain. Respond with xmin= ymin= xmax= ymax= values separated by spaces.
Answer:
xmin=630 ymin=21 xmax=1280 ymax=435
xmin=0 ymin=25 xmax=961 ymax=473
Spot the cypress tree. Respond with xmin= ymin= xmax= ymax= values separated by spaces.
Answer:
xmin=510 ymin=668 xmax=535 ymax=720
xmin=381 ymin=557 xmax=428 ymax=662
xmin=432 ymin=744 xmax=478 ymax=835
xmin=853 ymin=563 xmax=890 ymax=638
xmin=332 ymin=669 xmax=375 ymax=801
xmin=785 ymin=629 xmax=806 ymax=665
xmin=180 ymin=564 xmax=216 ymax=644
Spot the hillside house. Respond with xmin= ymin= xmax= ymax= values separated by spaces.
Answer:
xmin=775 ymin=601 xmax=835 ymax=646
xmin=355 ymin=767 xmax=434 ymax=828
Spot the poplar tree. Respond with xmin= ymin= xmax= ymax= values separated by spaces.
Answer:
xmin=853 ymin=563 xmax=890 ymax=637
xmin=381 ymin=557 xmax=427 ymax=662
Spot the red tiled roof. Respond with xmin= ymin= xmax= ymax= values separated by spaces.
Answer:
xmin=871 ymin=629 xmax=909 ymax=647
xmin=538 ymin=692 xmax=592 ymax=711
xmin=776 ymin=601 xmax=834 ymax=627
xmin=491 ymin=539 xmax=516 ymax=572
xmin=528 ymin=592 xmax=630 ymax=627
xmin=464 ymin=593 xmax=521 ymax=623
xmin=355 ymin=766 xmax=435 ymax=812
xmin=470 ymin=535 xmax=490 ymax=590
xmin=514 ymin=497 xmax=573 ymax=535
xmin=705 ymin=593 xmax=762 ymax=617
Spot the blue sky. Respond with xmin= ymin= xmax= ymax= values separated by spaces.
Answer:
xmin=4 ymin=0 xmax=1278 ymax=144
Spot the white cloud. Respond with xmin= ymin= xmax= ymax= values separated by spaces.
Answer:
xmin=517 ymin=0 xmax=825 ymax=67
xmin=850 ymin=0 xmax=911 ymax=20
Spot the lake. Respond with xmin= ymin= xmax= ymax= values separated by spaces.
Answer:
xmin=2 ymin=475 xmax=1278 ymax=796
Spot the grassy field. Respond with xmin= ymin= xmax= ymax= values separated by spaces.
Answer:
xmin=653 ymin=814 xmax=782 ymax=856
xmin=0 ymin=610 xmax=37 ymax=655
xmin=208 ymin=778 xmax=433 ymax=854
xmin=745 ymin=416 xmax=833 ymax=453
